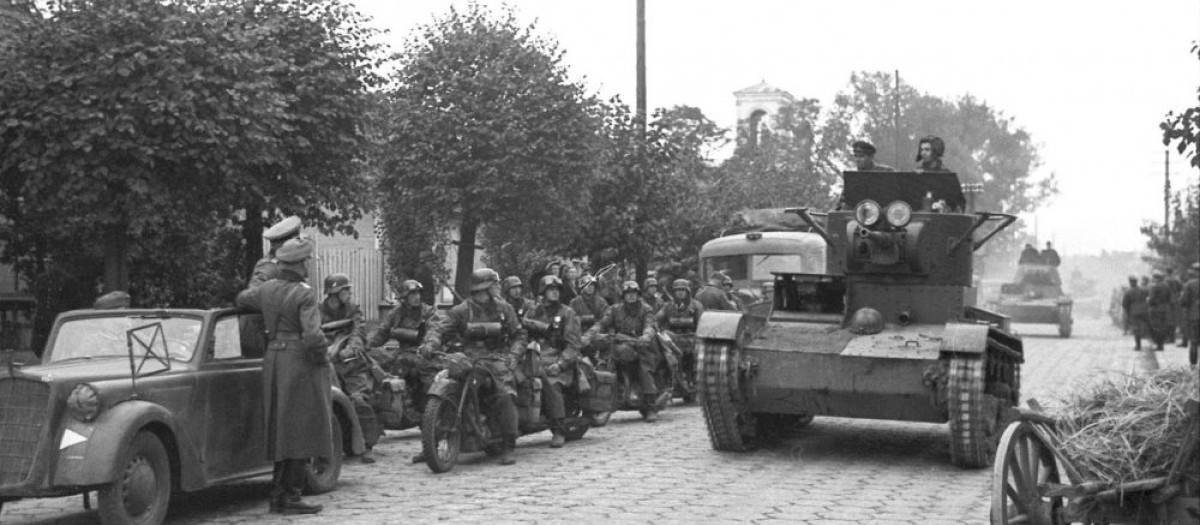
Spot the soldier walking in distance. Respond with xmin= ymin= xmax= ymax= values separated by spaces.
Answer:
xmin=248 ymin=216 xmax=302 ymax=287
xmin=1181 ymin=263 xmax=1199 ymax=365
xmin=235 ymin=238 xmax=330 ymax=515
xmin=1164 ymin=267 xmax=1184 ymax=346
xmin=1147 ymin=272 xmax=1173 ymax=351
xmin=1123 ymin=276 xmax=1150 ymax=351
xmin=851 ymin=140 xmax=894 ymax=171
xmin=582 ymin=281 xmax=662 ymax=422
xmin=695 ymin=272 xmax=737 ymax=311
xmin=524 ymin=275 xmax=583 ymax=448
xmin=320 ymin=273 xmax=380 ymax=463
xmin=419 ymin=269 xmax=527 ymax=465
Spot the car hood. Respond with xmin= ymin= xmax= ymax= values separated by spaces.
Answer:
xmin=8 ymin=356 xmax=150 ymax=383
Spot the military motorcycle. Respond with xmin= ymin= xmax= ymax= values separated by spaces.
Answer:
xmin=419 ymin=349 xmax=607 ymax=473
xmin=327 ymin=334 xmax=422 ymax=434
xmin=658 ymin=330 xmax=697 ymax=403
xmin=584 ymin=333 xmax=677 ymax=426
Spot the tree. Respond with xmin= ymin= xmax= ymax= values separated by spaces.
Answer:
xmin=1149 ymin=42 xmax=1200 ymax=267
xmin=379 ymin=3 xmax=600 ymax=296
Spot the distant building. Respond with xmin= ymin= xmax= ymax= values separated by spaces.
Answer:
xmin=733 ymin=80 xmax=795 ymax=149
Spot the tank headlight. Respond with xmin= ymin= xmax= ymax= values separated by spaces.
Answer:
xmin=854 ymin=200 xmax=881 ymax=227
xmin=885 ymin=201 xmax=913 ymax=227
xmin=67 ymin=383 xmax=101 ymax=422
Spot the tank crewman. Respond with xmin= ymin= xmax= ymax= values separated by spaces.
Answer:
xmin=1122 ymin=276 xmax=1150 ymax=351
xmin=914 ymin=135 xmax=950 ymax=173
xmin=319 ymin=273 xmax=380 ymax=464
xmin=523 ymin=275 xmax=582 ymax=448
xmin=367 ymin=280 xmax=442 ymax=411
xmin=419 ymin=268 xmax=527 ymax=465
xmin=642 ymin=277 xmax=665 ymax=314
xmin=248 ymin=216 xmax=302 ymax=288
xmin=1147 ymin=272 xmax=1173 ymax=351
xmin=1164 ymin=267 xmax=1184 ymax=346
xmin=582 ymin=280 xmax=662 ymax=422
xmin=657 ymin=279 xmax=704 ymax=388
xmin=1040 ymin=242 xmax=1061 ymax=267
xmin=235 ymin=238 xmax=330 ymax=515
xmin=93 ymin=290 xmax=131 ymax=309
xmin=695 ymin=271 xmax=737 ymax=311
xmin=1018 ymin=244 xmax=1041 ymax=265
xmin=1180 ymin=263 xmax=1199 ymax=365
xmin=570 ymin=274 xmax=610 ymax=333
xmin=851 ymin=140 xmax=894 ymax=172
xmin=502 ymin=275 xmax=536 ymax=320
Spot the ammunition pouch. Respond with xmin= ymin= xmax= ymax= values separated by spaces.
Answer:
xmin=579 ymin=314 xmax=595 ymax=327
xmin=523 ymin=318 xmax=551 ymax=335
xmin=668 ymin=317 xmax=696 ymax=331
xmin=465 ymin=321 xmax=503 ymax=339
xmin=390 ymin=327 xmax=421 ymax=343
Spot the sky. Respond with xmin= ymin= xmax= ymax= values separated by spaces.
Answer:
xmin=352 ymin=0 xmax=1200 ymax=256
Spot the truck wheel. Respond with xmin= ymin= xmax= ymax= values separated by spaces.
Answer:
xmin=947 ymin=355 xmax=1004 ymax=468
xmin=304 ymin=415 xmax=343 ymax=494
xmin=98 ymin=431 xmax=171 ymax=525
xmin=421 ymin=396 xmax=460 ymax=473
xmin=697 ymin=340 xmax=757 ymax=451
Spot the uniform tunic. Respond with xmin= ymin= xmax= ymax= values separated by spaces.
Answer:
xmin=236 ymin=274 xmax=333 ymax=461
xmin=695 ymin=285 xmax=736 ymax=311
xmin=1148 ymin=281 xmax=1174 ymax=346
xmin=584 ymin=300 xmax=659 ymax=395
xmin=525 ymin=300 xmax=583 ymax=386
xmin=1123 ymin=286 xmax=1150 ymax=338
xmin=321 ymin=299 xmax=371 ymax=399
xmin=1181 ymin=277 xmax=1199 ymax=343
xmin=570 ymin=293 xmax=610 ymax=331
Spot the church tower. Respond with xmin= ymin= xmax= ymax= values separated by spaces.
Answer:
xmin=733 ymin=80 xmax=795 ymax=149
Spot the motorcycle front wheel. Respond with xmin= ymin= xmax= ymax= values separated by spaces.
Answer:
xmin=421 ymin=397 xmax=461 ymax=473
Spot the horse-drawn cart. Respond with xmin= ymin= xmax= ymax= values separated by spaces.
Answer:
xmin=991 ymin=399 xmax=1199 ymax=524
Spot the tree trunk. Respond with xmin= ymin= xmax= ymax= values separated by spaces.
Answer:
xmin=102 ymin=223 xmax=129 ymax=293
xmin=635 ymin=257 xmax=649 ymax=287
xmin=454 ymin=215 xmax=479 ymax=300
xmin=243 ymin=203 xmax=264 ymax=279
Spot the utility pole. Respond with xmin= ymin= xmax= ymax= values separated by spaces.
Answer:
xmin=636 ymin=0 xmax=646 ymax=140
xmin=1164 ymin=148 xmax=1171 ymax=246
xmin=893 ymin=70 xmax=901 ymax=168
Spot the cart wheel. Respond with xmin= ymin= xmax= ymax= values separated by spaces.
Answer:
xmin=990 ymin=421 xmax=1065 ymax=525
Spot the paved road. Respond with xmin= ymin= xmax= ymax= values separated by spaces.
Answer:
xmin=3 ymin=317 xmax=1191 ymax=524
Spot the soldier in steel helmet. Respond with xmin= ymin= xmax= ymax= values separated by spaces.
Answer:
xmin=695 ymin=271 xmax=737 ymax=311
xmin=367 ymin=279 xmax=443 ymax=463
xmin=642 ymin=277 xmax=665 ymax=314
xmin=501 ymin=275 xmax=536 ymax=320
xmin=418 ymin=268 xmax=527 ymax=465
xmin=582 ymin=280 xmax=662 ymax=422
xmin=570 ymin=274 xmax=610 ymax=333
xmin=523 ymin=275 xmax=583 ymax=448
xmin=235 ymin=238 xmax=330 ymax=515
xmin=248 ymin=216 xmax=302 ymax=288
xmin=319 ymin=273 xmax=380 ymax=463
xmin=851 ymin=140 xmax=894 ymax=172
xmin=657 ymin=279 xmax=705 ymax=393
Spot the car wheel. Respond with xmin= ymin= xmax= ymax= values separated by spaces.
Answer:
xmin=304 ymin=415 xmax=343 ymax=495
xmin=97 ymin=431 xmax=171 ymax=525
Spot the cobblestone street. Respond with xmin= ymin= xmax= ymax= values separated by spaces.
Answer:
xmin=3 ymin=317 xmax=1192 ymax=524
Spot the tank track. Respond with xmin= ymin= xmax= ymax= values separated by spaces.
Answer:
xmin=947 ymin=341 xmax=1021 ymax=469
xmin=696 ymin=340 xmax=755 ymax=451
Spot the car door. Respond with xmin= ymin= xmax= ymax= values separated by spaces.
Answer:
xmin=195 ymin=312 xmax=269 ymax=482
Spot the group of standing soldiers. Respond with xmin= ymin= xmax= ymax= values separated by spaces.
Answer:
xmin=1121 ymin=263 xmax=1200 ymax=364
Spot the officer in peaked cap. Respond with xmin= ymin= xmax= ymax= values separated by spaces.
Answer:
xmin=235 ymin=237 xmax=331 ymax=515
xmin=851 ymin=140 xmax=894 ymax=172
xmin=248 ymin=216 xmax=304 ymax=288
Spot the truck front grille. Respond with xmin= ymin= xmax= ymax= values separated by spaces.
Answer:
xmin=0 ymin=378 xmax=50 ymax=488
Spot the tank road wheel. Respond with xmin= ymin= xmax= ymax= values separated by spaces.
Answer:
xmin=697 ymin=340 xmax=757 ymax=451
xmin=990 ymin=421 xmax=1065 ymax=525
xmin=421 ymin=397 xmax=461 ymax=473
xmin=948 ymin=355 xmax=1005 ymax=468
xmin=97 ymin=431 xmax=171 ymax=525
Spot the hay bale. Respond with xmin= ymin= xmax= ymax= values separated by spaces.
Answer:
xmin=1053 ymin=366 xmax=1199 ymax=485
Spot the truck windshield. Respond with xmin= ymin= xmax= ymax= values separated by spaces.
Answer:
xmin=48 ymin=316 xmax=202 ymax=363
xmin=705 ymin=254 xmax=806 ymax=281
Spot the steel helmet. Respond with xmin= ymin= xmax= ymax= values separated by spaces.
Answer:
xmin=540 ymin=275 xmax=563 ymax=295
xmin=579 ymin=274 xmax=597 ymax=291
xmin=503 ymin=276 xmax=524 ymax=289
xmin=643 ymin=278 xmax=658 ymax=289
xmin=398 ymin=279 xmax=423 ymax=297
xmin=671 ymin=279 xmax=691 ymax=292
xmin=324 ymin=273 xmax=352 ymax=295
xmin=848 ymin=307 xmax=884 ymax=335
xmin=621 ymin=281 xmax=640 ymax=294
xmin=471 ymin=268 xmax=501 ymax=291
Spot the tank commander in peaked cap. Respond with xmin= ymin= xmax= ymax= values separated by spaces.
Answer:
xmin=236 ymin=237 xmax=332 ymax=515
xmin=851 ymin=140 xmax=894 ymax=172
xmin=248 ymin=215 xmax=303 ymax=288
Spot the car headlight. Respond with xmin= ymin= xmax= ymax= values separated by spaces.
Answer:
xmin=854 ymin=200 xmax=881 ymax=227
xmin=885 ymin=201 xmax=912 ymax=227
xmin=67 ymin=383 xmax=101 ymax=422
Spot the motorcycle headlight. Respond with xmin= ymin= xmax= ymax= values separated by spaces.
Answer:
xmin=67 ymin=383 xmax=101 ymax=422
xmin=854 ymin=200 xmax=881 ymax=227
xmin=885 ymin=201 xmax=913 ymax=228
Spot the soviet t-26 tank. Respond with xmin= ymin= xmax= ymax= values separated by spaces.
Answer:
xmin=987 ymin=262 xmax=1074 ymax=337
xmin=695 ymin=171 xmax=1024 ymax=468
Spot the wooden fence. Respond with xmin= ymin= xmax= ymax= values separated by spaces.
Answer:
xmin=309 ymin=247 xmax=389 ymax=322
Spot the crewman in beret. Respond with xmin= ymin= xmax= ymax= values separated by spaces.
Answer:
xmin=236 ymin=238 xmax=331 ymax=515
xmin=248 ymin=215 xmax=303 ymax=288
xmin=92 ymin=290 xmax=131 ymax=309
xmin=851 ymin=140 xmax=894 ymax=172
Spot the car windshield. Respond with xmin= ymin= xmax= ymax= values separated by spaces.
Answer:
xmin=47 ymin=316 xmax=202 ymax=363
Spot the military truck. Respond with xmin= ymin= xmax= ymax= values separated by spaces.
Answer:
xmin=987 ymin=263 xmax=1073 ymax=337
xmin=695 ymin=171 xmax=1024 ymax=468
xmin=699 ymin=208 xmax=829 ymax=306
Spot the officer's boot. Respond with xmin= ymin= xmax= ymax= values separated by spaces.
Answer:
xmin=271 ymin=460 xmax=322 ymax=515
xmin=360 ymin=447 xmax=376 ymax=464
xmin=549 ymin=419 xmax=566 ymax=448
xmin=499 ymin=437 xmax=517 ymax=466
xmin=641 ymin=394 xmax=659 ymax=423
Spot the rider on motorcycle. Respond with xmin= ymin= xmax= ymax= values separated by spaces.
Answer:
xmin=523 ymin=275 xmax=583 ymax=448
xmin=419 ymin=268 xmax=528 ymax=465
xmin=501 ymin=275 xmax=536 ymax=320
xmin=657 ymin=279 xmax=705 ymax=396
xmin=319 ymin=273 xmax=381 ymax=464
xmin=570 ymin=274 xmax=609 ymax=333
xmin=581 ymin=280 xmax=662 ymax=422
xmin=642 ymin=277 xmax=665 ymax=314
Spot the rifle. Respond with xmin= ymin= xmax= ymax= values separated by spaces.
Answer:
xmin=439 ymin=277 xmax=465 ymax=305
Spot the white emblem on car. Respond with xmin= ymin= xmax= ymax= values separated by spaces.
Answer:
xmin=59 ymin=429 xmax=88 ymax=449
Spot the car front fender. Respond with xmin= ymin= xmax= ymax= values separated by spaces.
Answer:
xmin=53 ymin=400 xmax=204 ymax=490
